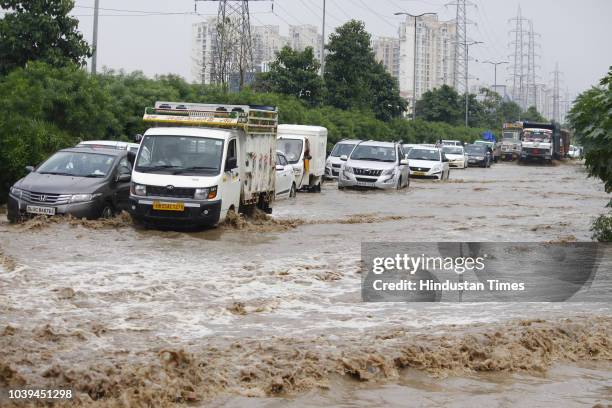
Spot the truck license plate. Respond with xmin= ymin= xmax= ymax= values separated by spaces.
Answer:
xmin=152 ymin=201 xmax=185 ymax=211
xmin=26 ymin=205 xmax=56 ymax=215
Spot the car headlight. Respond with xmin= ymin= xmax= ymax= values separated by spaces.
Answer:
xmin=70 ymin=193 xmax=100 ymax=203
xmin=381 ymin=167 xmax=395 ymax=176
xmin=343 ymin=166 xmax=353 ymax=173
xmin=194 ymin=186 xmax=217 ymax=200
xmin=10 ymin=186 xmax=23 ymax=198
xmin=131 ymin=183 xmax=146 ymax=196
xmin=475 ymin=156 xmax=484 ymax=160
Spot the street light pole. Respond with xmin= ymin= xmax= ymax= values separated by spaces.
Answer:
xmin=394 ymin=12 xmax=437 ymax=120
xmin=320 ymin=0 xmax=326 ymax=76
xmin=463 ymin=41 xmax=483 ymax=127
xmin=482 ymin=60 xmax=509 ymax=93
xmin=91 ymin=0 xmax=100 ymax=74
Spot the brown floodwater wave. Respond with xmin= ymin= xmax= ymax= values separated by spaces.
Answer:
xmin=11 ymin=212 xmax=133 ymax=231
xmin=0 ymin=317 xmax=609 ymax=407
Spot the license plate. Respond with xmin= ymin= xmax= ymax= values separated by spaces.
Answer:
xmin=152 ymin=201 xmax=185 ymax=211
xmin=356 ymin=181 xmax=374 ymax=187
xmin=26 ymin=205 xmax=56 ymax=215
xmin=469 ymin=159 xmax=476 ymax=163
xmin=412 ymin=171 xmax=426 ymax=176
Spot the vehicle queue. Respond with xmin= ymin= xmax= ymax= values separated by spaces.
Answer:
xmin=6 ymin=101 xmax=578 ymax=229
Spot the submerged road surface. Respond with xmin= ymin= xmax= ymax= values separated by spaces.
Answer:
xmin=0 ymin=161 xmax=610 ymax=407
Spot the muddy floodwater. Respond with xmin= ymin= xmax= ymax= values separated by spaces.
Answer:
xmin=0 ymin=161 xmax=611 ymax=407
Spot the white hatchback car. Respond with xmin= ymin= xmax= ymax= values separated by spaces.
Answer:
xmin=275 ymin=151 xmax=297 ymax=199
xmin=338 ymin=141 xmax=409 ymax=190
xmin=407 ymin=146 xmax=450 ymax=180
xmin=442 ymin=145 xmax=468 ymax=169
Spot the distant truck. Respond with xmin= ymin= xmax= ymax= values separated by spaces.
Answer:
xmin=501 ymin=122 xmax=523 ymax=161
xmin=519 ymin=122 xmax=570 ymax=163
xmin=129 ymin=102 xmax=278 ymax=227
xmin=277 ymin=125 xmax=327 ymax=192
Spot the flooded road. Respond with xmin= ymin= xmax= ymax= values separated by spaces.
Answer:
xmin=0 ymin=161 xmax=611 ymax=406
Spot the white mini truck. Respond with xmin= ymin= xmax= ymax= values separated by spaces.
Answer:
xmin=129 ymin=102 xmax=278 ymax=227
xmin=277 ymin=125 xmax=327 ymax=192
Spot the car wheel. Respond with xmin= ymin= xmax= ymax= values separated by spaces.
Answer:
xmin=289 ymin=183 xmax=297 ymax=198
xmin=100 ymin=203 xmax=114 ymax=219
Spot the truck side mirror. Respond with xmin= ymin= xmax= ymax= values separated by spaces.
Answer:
xmin=25 ymin=166 xmax=34 ymax=173
xmin=340 ymin=155 xmax=348 ymax=161
xmin=275 ymin=164 xmax=284 ymax=171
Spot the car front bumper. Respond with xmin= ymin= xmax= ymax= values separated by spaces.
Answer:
xmin=338 ymin=172 xmax=398 ymax=189
xmin=409 ymin=169 xmax=443 ymax=179
xmin=325 ymin=166 xmax=341 ymax=180
xmin=448 ymin=160 xmax=465 ymax=168
xmin=467 ymin=157 xmax=487 ymax=166
xmin=7 ymin=194 xmax=105 ymax=222
xmin=128 ymin=196 xmax=222 ymax=227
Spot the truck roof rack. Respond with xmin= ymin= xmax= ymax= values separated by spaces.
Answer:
xmin=143 ymin=101 xmax=278 ymax=135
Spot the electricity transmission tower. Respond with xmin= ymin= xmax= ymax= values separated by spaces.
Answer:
xmin=195 ymin=0 xmax=262 ymax=89
xmin=526 ymin=20 xmax=541 ymax=109
xmin=508 ymin=6 xmax=530 ymax=109
xmin=447 ymin=0 xmax=473 ymax=93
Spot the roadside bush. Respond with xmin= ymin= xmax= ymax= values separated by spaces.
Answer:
xmin=0 ymin=63 xmax=494 ymax=203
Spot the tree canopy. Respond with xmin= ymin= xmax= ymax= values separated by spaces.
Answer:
xmin=324 ymin=20 xmax=406 ymax=120
xmin=253 ymin=46 xmax=323 ymax=106
xmin=0 ymin=0 xmax=91 ymax=75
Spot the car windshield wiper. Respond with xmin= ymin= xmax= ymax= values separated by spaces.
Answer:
xmin=411 ymin=157 xmax=434 ymax=161
xmin=173 ymin=166 xmax=217 ymax=174
xmin=137 ymin=165 xmax=181 ymax=172
xmin=83 ymin=173 xmax=106 ymax=178
xmin=38 ymin=171 xmax=73 ymax=176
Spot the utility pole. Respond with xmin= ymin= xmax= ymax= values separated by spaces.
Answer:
xmin=394 ymin=12 xmax=437 ymax=120
xmin=482 ymin=60 xmax=508 ymax=93
xmin=552 ymin=62 xmax=562 ymax=122
xmin=91 ymin=0 xmax=100 ymax=74
xmin=464 ymin=41 xmax=482 ymax=127
xmin=320 ymin=0 xmax=326 ymax=76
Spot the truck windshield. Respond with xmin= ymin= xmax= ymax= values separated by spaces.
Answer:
xmin=350 ymin=145 xmax=396 ymax=162
xmin=523 ymin=130 xmax=551 ymax=143
xmin=135 ymin=135 xmax=224 ymax=175
xmin=330 ymin=143 xmax=355 ymax=157
xmin=278 ymin=139 xmax=303 ymax=164
xmin=38 ymin=152 xmax=115 ymax=177
xmin=503 ymin=132 xmax=517 ymax=140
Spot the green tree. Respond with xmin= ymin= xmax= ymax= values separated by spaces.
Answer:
xmin=0 ymin=0 xmax=91 ymax=75
xmin=568 ymin=67 xmax=612 ymax=193
xmin=324 ymin=20 xmax=406 ymax=120
xmin=522 ymin=106 xmax=547 ymax=122
xmin=568 ymin=67 xmax=612 ymax=241
xmin=253 ymin=46 xmax=324 ymax=106
xmin=415 ymin=85 xmax=462 ymax=125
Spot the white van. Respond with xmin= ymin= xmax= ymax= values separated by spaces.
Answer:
xmin=277 ymin=125 xmax=327 ymax=192
xmin=129 ymin=102 xmax=278 ymax=227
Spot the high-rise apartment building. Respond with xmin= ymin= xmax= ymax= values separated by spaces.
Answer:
xmin=252 ymin=25 xmax=289 ymax=72
xmin=398 ymin=15 xmax=457 ymax=102
xmin=372 ymin=37 xmax=400 ymax=79
xmin=191 ymin=18 xmax=218 ymax=85
xmin=288 ymin=24 xmax=322 ymax=62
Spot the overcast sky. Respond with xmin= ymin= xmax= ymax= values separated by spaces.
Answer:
xmin=64 ymin=0 xmax=611 ymax=96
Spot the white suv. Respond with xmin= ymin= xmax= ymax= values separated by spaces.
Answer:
xmin=338 ymin=141 xmax=409 ymax=190
xmin=325 ymin=139 xmax=361 ymax=180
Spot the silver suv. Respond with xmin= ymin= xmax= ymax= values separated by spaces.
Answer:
xmin=338 ymin=141 xmax=409 ymax=190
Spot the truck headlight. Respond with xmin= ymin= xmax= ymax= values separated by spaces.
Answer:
xmin=9 ymin=186 xmax=23 ymax=198
xmin=70 ymin=193 xmax=100 ymax=203
xmin=194 ymin=186 xmax=217 ymax=200
xmin=131 ymin=183 xmax=146 ymax=196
